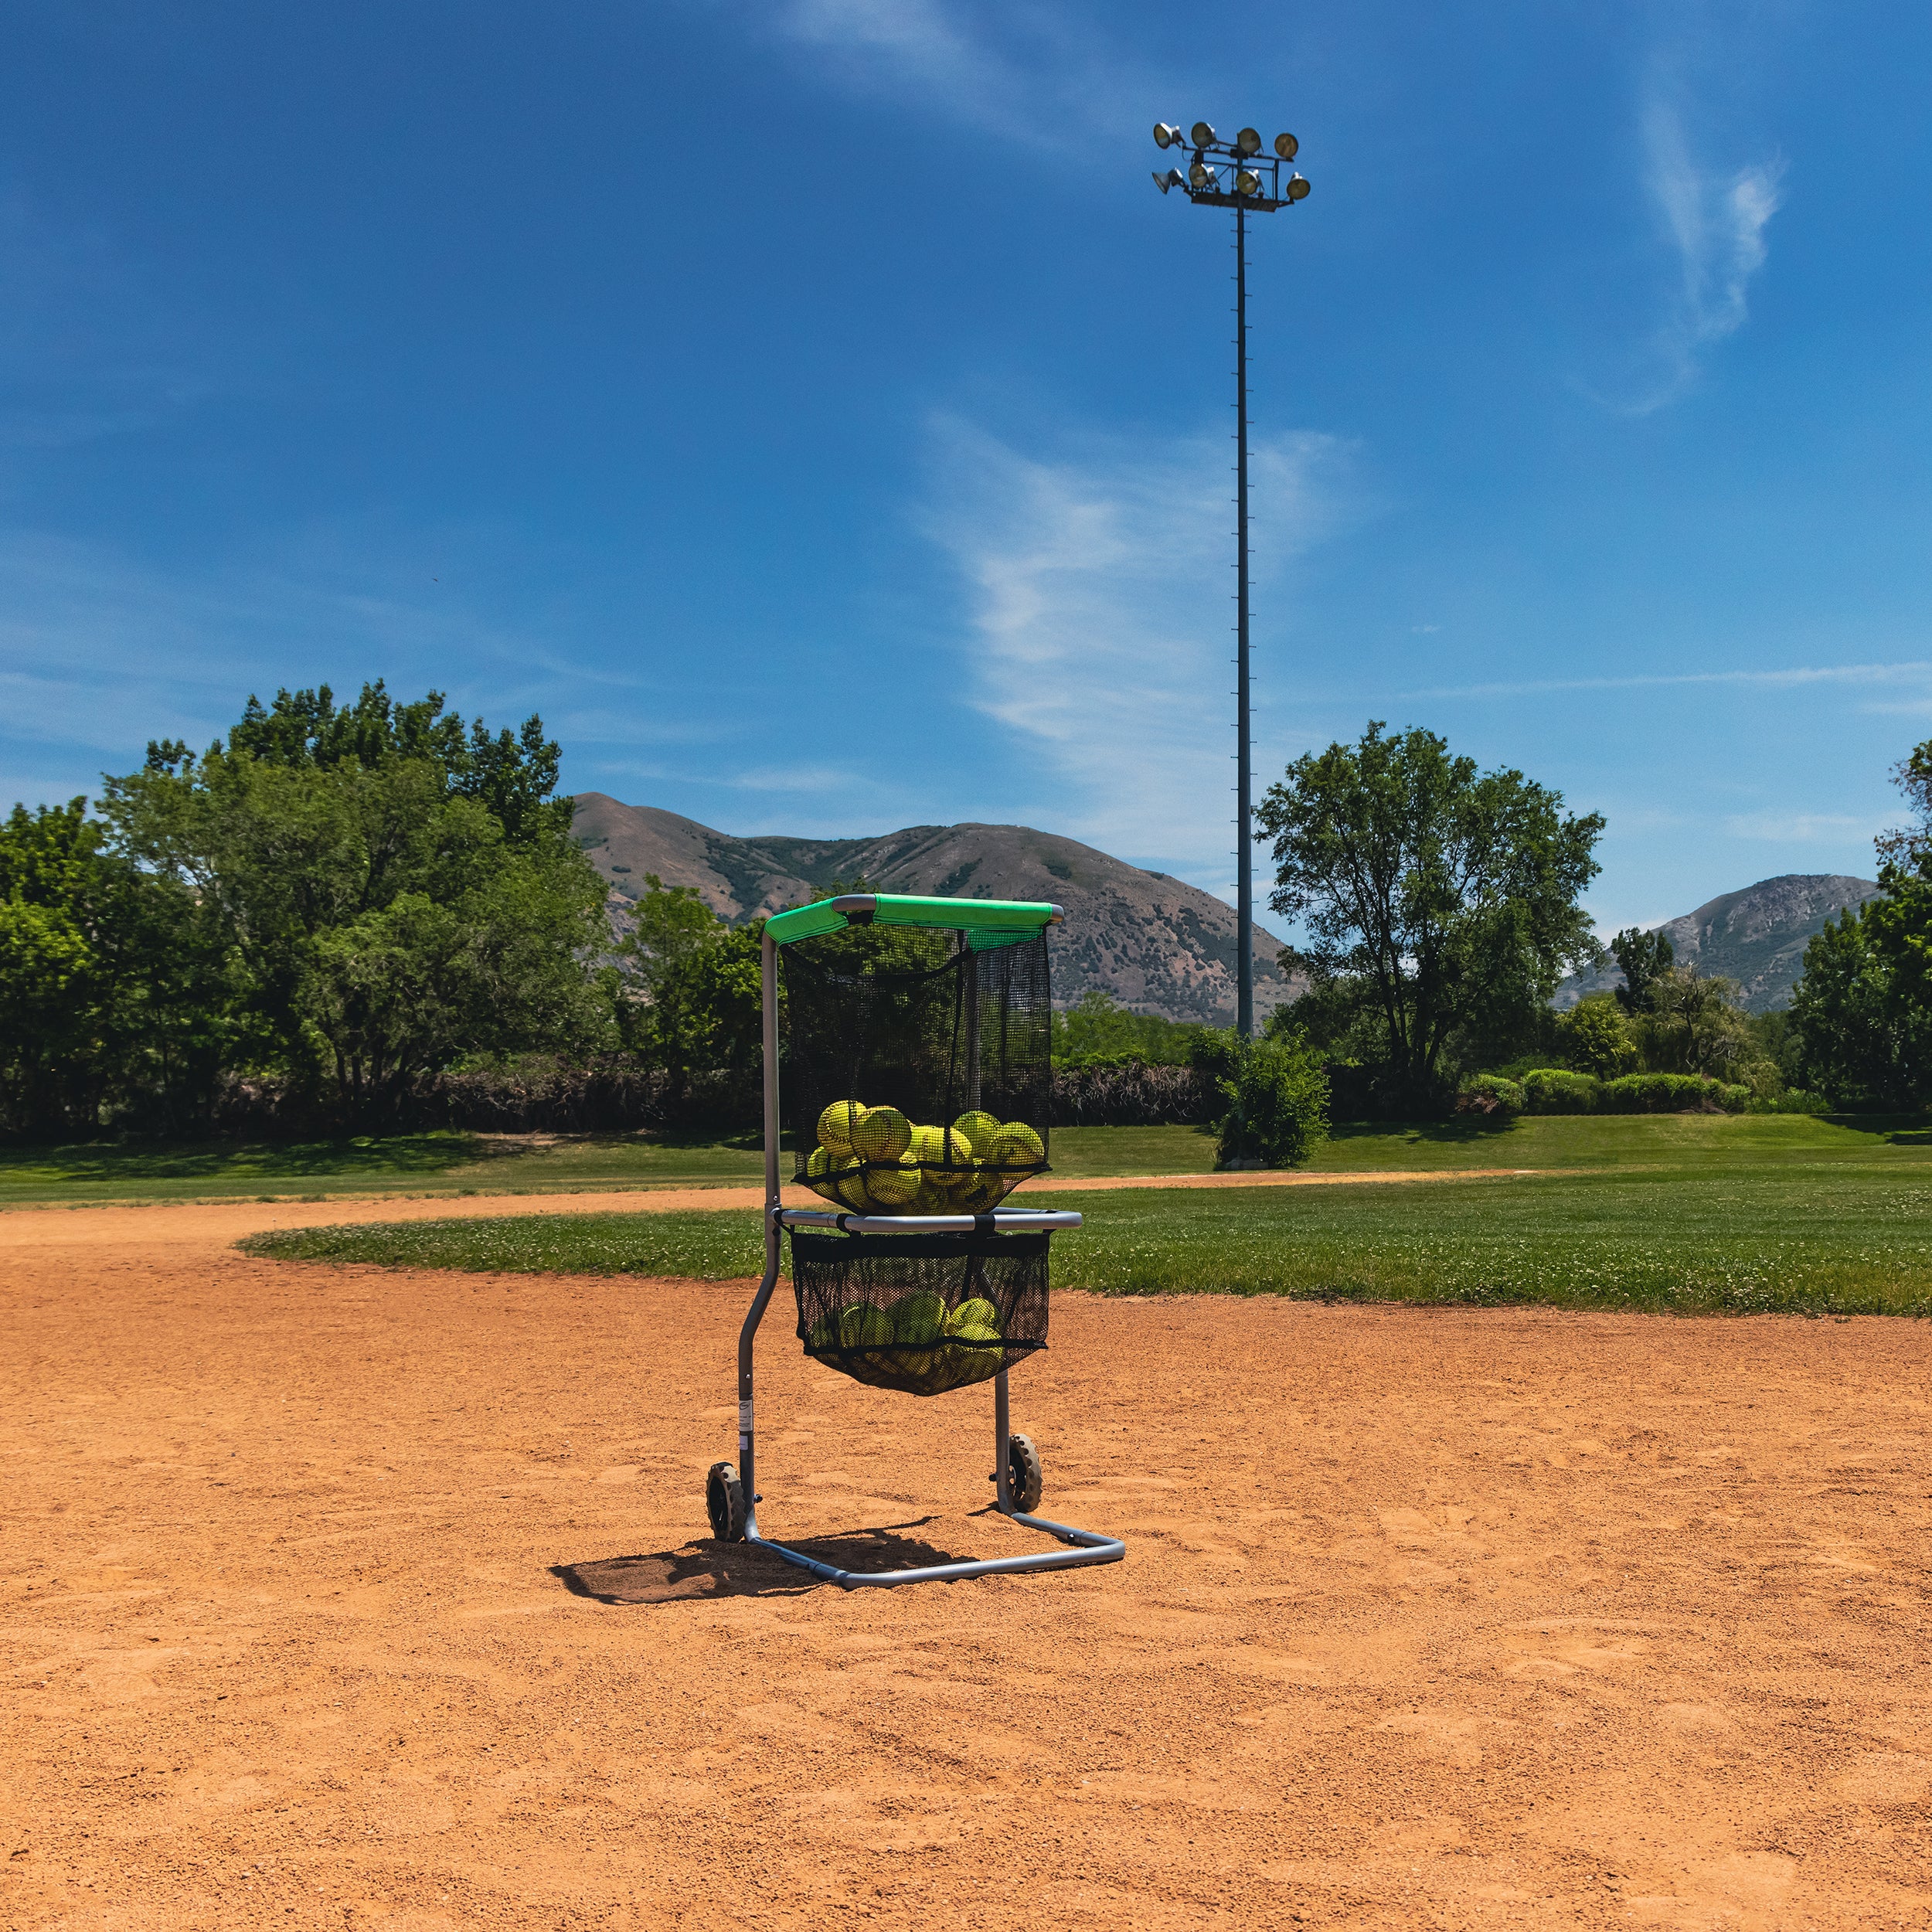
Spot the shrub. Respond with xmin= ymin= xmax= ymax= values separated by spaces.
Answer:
xmin=1215 ymin=1033 xmax=1330 ymax=1168
xmin=1051 ymin=1060 xmax=1215 ymax=1127
xmin=1747 ymin=1087 xmax=1831 ymax=1115
xmin=1520 ymin=1068 xmax=1601 ymax=1114
xmin=1598 ymin=1073 xmax=1747 ymax=1114
xmin=1457 ymin=1073 xmax=1525 ymax=1117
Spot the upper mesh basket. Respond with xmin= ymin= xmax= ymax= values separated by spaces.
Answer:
xmin=786 ymin=927 xmax=1051 ymax=1214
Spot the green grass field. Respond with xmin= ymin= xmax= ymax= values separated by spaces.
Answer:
xmin=0 ymin=1128 xmax=770 ymax=1207
xmin=15 ymin=1111 xmax=1906 ymax=1208
xmin=0 ymin=1121 xmax=1229 ymax=1207
xmin=239 ymin=1114 xmax=1932 ymax=1317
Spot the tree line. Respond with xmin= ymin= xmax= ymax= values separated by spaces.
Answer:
xmin=2 ymin=687 xmax=1927 ymax=1142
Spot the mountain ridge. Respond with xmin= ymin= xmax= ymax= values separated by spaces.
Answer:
xmin=569 ymin=793 xmax=1299 ymax=1025
xmin=1559 ymin=873 xmax=1881 ymax=1014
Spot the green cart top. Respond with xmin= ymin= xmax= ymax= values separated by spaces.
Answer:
xmin=764 ymin=893 xmax=1063 ymax=949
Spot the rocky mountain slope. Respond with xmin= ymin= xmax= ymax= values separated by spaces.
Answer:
xmin=1558 ymin=874 xmax=1881 ymax=1014
xmin=570 ymin=793 xmax=1298 ymax=1025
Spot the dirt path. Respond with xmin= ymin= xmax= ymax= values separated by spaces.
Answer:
xmin=0 ymin=1165 xmax=1536 ymax=1253
xmin=2 ymin=1199 xmax=1928 ymax=1928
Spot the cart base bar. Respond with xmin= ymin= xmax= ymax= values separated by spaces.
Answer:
xmin=744 ymin=1508 xmax=1125 ymax=1590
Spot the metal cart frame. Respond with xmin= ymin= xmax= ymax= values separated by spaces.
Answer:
xmin=711 ymin=894 xmax=1126 ymax=1590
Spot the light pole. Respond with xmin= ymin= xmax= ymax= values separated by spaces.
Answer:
xmin=1153 ymin=121 xmax=1309 ymax=1039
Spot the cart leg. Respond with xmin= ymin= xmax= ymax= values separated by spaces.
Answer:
xmin=737 ymin=1230 xmax=782 ymax=1538
xmin=994 ymin=1368 xmax=1012 ymax=1512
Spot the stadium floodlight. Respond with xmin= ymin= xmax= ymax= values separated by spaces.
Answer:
xmin=1146 ymin=115 xmax=1313 ymax=1040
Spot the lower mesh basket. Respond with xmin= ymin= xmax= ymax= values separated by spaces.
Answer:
xmin=791 ymin=1229 xmax=1049 ymax=1397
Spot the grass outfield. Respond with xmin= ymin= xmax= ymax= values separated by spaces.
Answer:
xmin=240 ymin=1114 xmax=1932 ymax=1317
xmin=0 ymin=1122 xmax=1212 ymax=1206
xmin=10 ymin=1111 xmax=1923 ymax=1206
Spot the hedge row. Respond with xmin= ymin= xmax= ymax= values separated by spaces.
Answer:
xmin=192 ymin=1056 xmax=1219 ymax=1138
xmin=1458 ymin=1070 xmax=1751 ymax=1117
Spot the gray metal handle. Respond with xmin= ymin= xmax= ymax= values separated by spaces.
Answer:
xmin=775 ymin=1208 xmax=1083 ymax=1233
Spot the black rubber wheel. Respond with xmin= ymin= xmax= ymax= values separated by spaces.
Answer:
xmin=1007 ymin=1434 xmax=1043 ymax=1514
xmin=706 ymin=1461 xmax=747 ymax=1543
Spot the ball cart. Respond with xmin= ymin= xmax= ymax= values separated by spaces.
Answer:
xmin=706 ymin=893 xmax=1126 ymax=1588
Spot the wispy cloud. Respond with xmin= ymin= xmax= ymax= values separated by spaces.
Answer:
xmin=777 ymin=0 xmax=1147 ymax=148
xmin=0 ymin=191 xmax=233 ymax=460
xmin=1400 ymin=661 xmax=1932 ymax=702
xmin=0 ymin=527 xmax=580 ymax=804
xmin=920 ymin=414 xmax=1359 ymax=895
xmin=729 ymin=764 xmax=870 ymax=795
xmin=1611 ymin=83 xmax=1784 ymax=413
xmin=1724 ymin=809 xmax=1889 ymax=845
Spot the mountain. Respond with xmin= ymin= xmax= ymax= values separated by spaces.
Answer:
xmin=1557 ymin=873 xmax=1881 ymax=1014
xmin=569 ymin=793 xmax=1301 ymax=1025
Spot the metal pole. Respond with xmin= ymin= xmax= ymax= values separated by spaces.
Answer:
xmin=736 ymin=927 xmax=784 ymax=1523
xmin=994 ymin=1369 xmax=1012 ymax=1512
xmin=1234 ymin=199 xmax=1253 ymax=1041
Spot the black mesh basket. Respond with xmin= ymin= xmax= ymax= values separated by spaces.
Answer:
xmin=785 ymin=927 xmax=1051 ymax=1215
xmin=791 ymin=1227 xmax=1049 ymax=1396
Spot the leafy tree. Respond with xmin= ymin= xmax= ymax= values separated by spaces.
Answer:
xmin=1257 ymin=722 xmax=1603 ymax=1108
xmin=220 ymin=679 xmax=572 ymax=845
xmin=1051 ymin=989 xmax=1202 ymax=1066
xmin=100 ymin=683 xmax=610 ymax=1121
xmin=1557 ymin=994 xmax=1637 ymax=1078
xmin=1608 ymin=927 xmax=1675 ymax=1014
xmin=0 ymin=801 xmax=120 ymax=1132
xmin=0 ymin=800 xmax=235 ymax=1135
xmin=617 ymin=875 xmax=767 ymax=1102
xmin=1635 ymin=968 xmax=1755 ymax=1080
xmin=1791 ymin=906 xmax=1929 ymax=1109
xmin=1788 ymin=740 xmax=1932 ymax=1111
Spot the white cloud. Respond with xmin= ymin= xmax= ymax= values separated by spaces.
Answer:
xmin=1723 ymin=809 xmax=1887 ymax=845
xmin=920 ymin=414 xmax=1359 ymax=893
xmin=1614 ymin=87 xmax=1783 ymax=413
xmin=777 ymin=0 xmax=1148 ymax=148
xmin=1402 ymin=661 xmax=1932 ymax=702
xmin=729 ymin=764 xmax=869 ymax=794
xmin=0 ymin=526 xmax=580 ymax=803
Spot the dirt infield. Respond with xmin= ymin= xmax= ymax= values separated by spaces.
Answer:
xmin=3 ymin=1199 xmax=1930 ymax=1929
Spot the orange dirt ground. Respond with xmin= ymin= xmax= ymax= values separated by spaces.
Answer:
xmin=3 ymin=1194 xmax=1930 ymax=1930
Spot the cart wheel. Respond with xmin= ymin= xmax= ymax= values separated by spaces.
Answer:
xmin=706 ymin=1461 xmax=747 ymax=1543
xmin=1007 ymin=1434 xmax=1043 ymax=1514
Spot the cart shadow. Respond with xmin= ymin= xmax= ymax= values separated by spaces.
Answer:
xmin=553 ymin=1517 xmax=971 ymax=1603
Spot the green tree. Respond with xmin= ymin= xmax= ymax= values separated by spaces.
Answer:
xmin=1051 ymin=989 xmax=1202 ymax=1066
xmin=1635 ymin=968 xmax=1755 ymax=1080
xmin=1788 ymin=740 xmax=1932 ymax=1111
xmin=1257 ymin=723 xmax=1604 ymax=1107
xmin=1791 ymin=908 xmax=1930 ymax=1109
xmin=616 ymin=876 xmax=767 ymax=1105
xmin=0 ymin=801 xmax=114 ymax=1132
xmin=0 ymin=800 xmax=235 ymax=1135
xmin=100 ymin=683 xmax=610 ymax=1121
xmin=1558 ymin=994 xmax=1637 ymax=1078
xmin=1608 ymin=927 xmax=1675 ymax=1014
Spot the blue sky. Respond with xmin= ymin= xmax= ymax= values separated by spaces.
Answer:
xmin=2 ymin=2 xmax=1928 ymax=934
